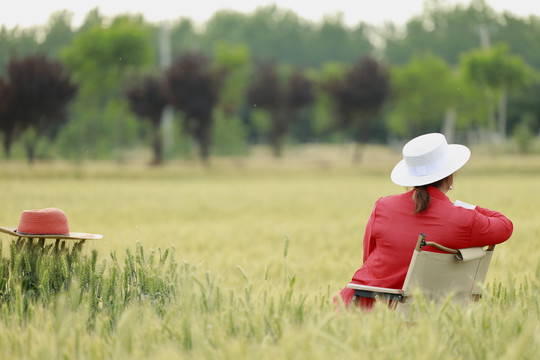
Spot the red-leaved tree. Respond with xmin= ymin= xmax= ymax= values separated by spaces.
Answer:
xmin=322 ymin=56 xmax=390 ymax=161
xmin=0 ymin=54 xmax=77 ymax=163
xmin=164 ymin=52 xmax=224 ymax=164
xmin=125 ymin=75 xmax=168 ymax=165
xmin=247 ymin=62 xmax=314 ymax=157
xmin=0 ymin=77 xmax=15 ymax=157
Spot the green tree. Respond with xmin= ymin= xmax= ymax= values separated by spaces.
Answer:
xmin=512 ymin=114 xmax=535 ymax=154
xmin=491 ymin=13 xmax=540 ymax=71
xmin=383 ymin=0 xmax=498 ymax=66
xmin=212 ymin=43 xmax=252 ymax=155
xmin=0 ymin=26 xmax=39 ymax=74
xmin=452 ymin=71 xmax=490 ymax=140
xmin=76 ymin=8 xmax=104 ymax=33
xmin=214 ymin=43 xmax=251 ymax=115
xmin=169 ymin=18 xmax=200 ymax=58
xmin=60 ymin=15 xmax=154 ymax=160
xmin=63 ymin=15 xmax=153 ymax=99
xmin=310 ymin=62 xmax=348 ymax=141
xmin=200 ymin=11 xmax=249 ymax=55
xmin=40 ymin=11 xmax=74 ymax=59
xmin=242 ymin=6 xmax=310 ymax=65
xmin=197 ymin=5 xmax=374 ymax=67
xmin=388 ymin=52 xmax=457 ymax=139
xmin=460 ymin=43 xmax=527 ymax=138
xmin=307 ymin=15 xmax=373 ymax=66
xmin=506 ymin=72 xmax=540 ymax=138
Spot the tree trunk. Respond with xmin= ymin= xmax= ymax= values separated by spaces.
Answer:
xmin=497 ymin=87 xmax=507 ymax=139
xmin=353 ymin=112 xmax=375 ymax=164
xmin=442 ymin=108 xmax=456 ymax=143
xmin=25 ymin=143 xmax=35 ymax=165
xmin=3 ymin=133 xmax=12 ymax=159
xmin=270 ymin=133 xmax=283 ymax=158
xmin=22 ymin=128 xmax=38 ymax=165
xmin=161 ymin=106 xmax=174 ymax=156
xmin=352 ymin=141 xmax=364 ymax=163
xmin=486 ymin=90 xmax=499 ymax=143
xmin=196 ymin=117 xmax=212 ymax=166
xmin=150 ymin=120 xmax=163 ymax=166
xmin=270 ymin=112 xmax=288 ymax=158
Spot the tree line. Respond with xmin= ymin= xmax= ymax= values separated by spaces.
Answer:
xmin=1 ymin=0 xmax=539 ymax=164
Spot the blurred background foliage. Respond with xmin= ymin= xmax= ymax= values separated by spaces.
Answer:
xmin=1 ymin=0 xmax=540 ymax=164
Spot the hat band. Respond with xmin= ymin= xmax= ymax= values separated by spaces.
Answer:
xmin=406 ymin=155 xmax=447 ymax=177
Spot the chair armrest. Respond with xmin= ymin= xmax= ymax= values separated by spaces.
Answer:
xmin=455 ymin=247 xmax=486 ymax=262
xmin=346 ymin=283 xmax=404 ymax=295
xmin=347 ymin=283 xmax=405 ymax=302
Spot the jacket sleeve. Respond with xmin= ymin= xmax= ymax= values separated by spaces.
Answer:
xmin=362 ymin=200 xmax=378 ymax=263
xmin=468 ymin=206 xmax=513 ymax=246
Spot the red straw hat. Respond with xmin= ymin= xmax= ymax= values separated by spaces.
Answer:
xmin=0 ymin=208 xmax=102 ymax=240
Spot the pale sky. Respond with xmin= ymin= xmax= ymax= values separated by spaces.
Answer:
xmin=1 ymin=0 xmax=540 ymax=29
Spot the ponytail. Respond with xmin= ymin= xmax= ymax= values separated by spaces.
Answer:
xmin=412 ymin=175 xmax=453 ymax=214
xmin=413 ymin=186 xmax=430 ymax=214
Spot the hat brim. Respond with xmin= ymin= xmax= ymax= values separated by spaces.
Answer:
xmin=0 ymin=226 xmax=103 ymax=240
xmin=391 ymin=144 xmax=471 ymax=187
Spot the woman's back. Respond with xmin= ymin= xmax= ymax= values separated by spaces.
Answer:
xmin=353 ymin=187 xmax=513 ymax=291
xmin=336 ymin=133 xmax=513 ymax=308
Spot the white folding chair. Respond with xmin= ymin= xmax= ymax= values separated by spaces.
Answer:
xmin=347 ymin=233 xmax=495 ymax=311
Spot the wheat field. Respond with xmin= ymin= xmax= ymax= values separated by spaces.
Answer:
xmin=1 ymin=145 xmax=539 ymax=359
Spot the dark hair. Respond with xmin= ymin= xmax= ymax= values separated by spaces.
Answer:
xmin=412 ymin=176 xmax=452 ymax=214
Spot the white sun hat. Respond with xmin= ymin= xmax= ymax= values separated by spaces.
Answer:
xmin=390 ymin=133 xmax=471 ymax=187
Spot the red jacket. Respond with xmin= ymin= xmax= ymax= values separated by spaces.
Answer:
xmin=338 ymin=186 xmax=513 ymax=306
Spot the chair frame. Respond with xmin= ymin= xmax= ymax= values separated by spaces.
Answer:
xmin=347 ymin=234 xmax=495 ymax=306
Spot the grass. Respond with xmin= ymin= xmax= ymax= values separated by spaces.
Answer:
xmin=0 ymin=144 xmax=539 ymax=359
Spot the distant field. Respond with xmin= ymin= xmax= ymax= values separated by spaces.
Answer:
xmin=1 ymin=145 xmax=539 ymax=358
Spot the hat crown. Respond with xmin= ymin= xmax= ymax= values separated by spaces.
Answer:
xmin=17 ymin=208 xmax=70 ymax=235
xmin=391 ymin=133 xmax=470 ymax=187
xmin=402 ymin=133 xmax=449 ymax=177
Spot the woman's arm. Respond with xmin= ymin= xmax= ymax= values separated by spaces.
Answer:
xmin=469 ymin=206 xmax=513 ymax=246
xmin=362 ymin=201 xmax=378 ymax=263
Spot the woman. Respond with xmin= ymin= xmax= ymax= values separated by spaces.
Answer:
xmin=337 ymin=133 xmax=513 ymax=308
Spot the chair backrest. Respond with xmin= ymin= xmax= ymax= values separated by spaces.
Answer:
xmin=401 ymin=234 xmax=494 ymax=305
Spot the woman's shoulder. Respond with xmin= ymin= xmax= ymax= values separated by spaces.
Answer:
xmin=376 ymin=190 xmax=414 ymax=207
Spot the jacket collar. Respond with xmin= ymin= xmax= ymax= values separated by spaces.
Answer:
xmin=427 ymin=186 xmax=452 ymax=204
